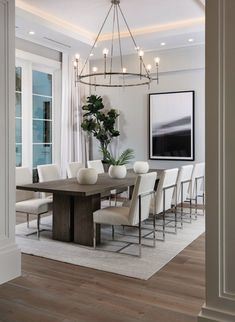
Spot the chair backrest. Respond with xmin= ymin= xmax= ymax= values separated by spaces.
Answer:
xmin=37 ymin=164 xmax=61 ymax=182
xmin=128 ymin=172 xmax=157 ymax=225
xmin=173 ymin=165 xmax=194 ymax=204
xmin=16 ymin=167 xmax=36 ymax=202
xmin=155 ymin=168 xmax=179 ymax=214
xmin=87 ymin=160 xmax=104 ymax=174
xmin=190 ymin=162 xmax=205 ymax=198
xmin=66 ymin=162 xmax=83 ymax=178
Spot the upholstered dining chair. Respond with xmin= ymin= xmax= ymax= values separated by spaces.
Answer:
xmin=88 ymin=159 xmax=126 ymax=206
xmin=172 ymin=164 xmax=194 ymax=225
xmin=93 ymin=172 xmax=157 ymax=257
xmin=66 ymin=162 xmax=83 ymax=178
xmin=16 ymin=167 xmax=52 ymax=238
xmin=150 ymin=168 xmax=179 ymax=240
xmin=188 ymin=162 xmax=205 ymax=217
xmin=37 ymin=164 xmax=61 ymax=198
xmin=87 ymin=160 xmax=104 ymax=174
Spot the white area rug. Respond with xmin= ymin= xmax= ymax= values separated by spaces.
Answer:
xmin=16 ymin=209 xmax=205 ymax=280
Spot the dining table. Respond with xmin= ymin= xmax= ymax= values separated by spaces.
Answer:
xmin=17 ymin=169 xmax=162 ymax=246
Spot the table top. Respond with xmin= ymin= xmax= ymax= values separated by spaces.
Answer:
xmin=17 ymin=169 xmax=162 ymax=197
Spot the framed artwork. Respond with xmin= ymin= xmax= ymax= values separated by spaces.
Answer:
xmin=149 ymin=91 xmax=195 ymax=161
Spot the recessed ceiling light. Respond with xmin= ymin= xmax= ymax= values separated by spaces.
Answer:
xmin=188 ymin=38 xmax=194 ymax=42
xmin=161 ymin=42 xmax=166 ymax=46
xmin=29 ymin=31 xmax=35 ymax=35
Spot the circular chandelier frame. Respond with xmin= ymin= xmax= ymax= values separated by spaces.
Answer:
xmin=74 ymin=0 xmax=159 ymax=88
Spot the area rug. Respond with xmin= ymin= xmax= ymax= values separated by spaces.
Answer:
xmin=15 ymin=209 xmax=205 ymax=280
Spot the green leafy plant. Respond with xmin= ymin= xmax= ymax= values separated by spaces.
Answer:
xmin=81 ymin=95 xmax=120 ymax=161
xmin=101 ymin=148 xmax=135 ymax=166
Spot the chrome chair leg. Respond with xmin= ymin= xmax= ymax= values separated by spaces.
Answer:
xmin=37 ymin=215 xmax=40 ymax=239
xmin=27 ymin=213 xmax=29 ymax=228
xmin=93 ymin=222 xmax=96 ymax=249
xmin=112 ymin=225 xmax=115 ymax=240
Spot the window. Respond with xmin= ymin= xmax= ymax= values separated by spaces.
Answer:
xmin=32 ymin=70 xmax=53 ymax=174
xmin=15 ymin=51 xmax=61 ymax=181
xmin=15 ymin=67 xmax=22 ymax=167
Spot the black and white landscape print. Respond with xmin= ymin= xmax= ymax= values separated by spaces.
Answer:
xmin=149 ymin=91 xmax=194 ymax=160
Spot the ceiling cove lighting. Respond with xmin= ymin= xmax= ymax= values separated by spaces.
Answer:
xmin=74 ymin=0 xmax=160 ymax=88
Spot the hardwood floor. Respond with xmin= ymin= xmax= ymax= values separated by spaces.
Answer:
xmin=0 ymin=215 xmax=205 ymax=322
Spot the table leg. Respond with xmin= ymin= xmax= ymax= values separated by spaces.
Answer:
xmin=52 ymin=193 xmax=74 ymax=242
xmin=73 ymin=194 xmax=101 ymax=246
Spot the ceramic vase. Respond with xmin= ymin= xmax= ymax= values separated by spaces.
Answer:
xmin=108 ymin=165 xmax=127 ymax=179
xmin=77 ymin=168 xmax=98 ymax=184
xmin=133 ymin=161 xmax=149 ymax=174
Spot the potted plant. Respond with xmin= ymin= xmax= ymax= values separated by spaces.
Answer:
xmin=102 ymin=148 xmax=135 ymax=179
xmin=81 ymin=95 xmax=120 ymax=165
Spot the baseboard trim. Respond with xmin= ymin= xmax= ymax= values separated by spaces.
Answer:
xmin=0 ymin=242 xmax=21 ymax=285
xmin=198 ymin=304 xmax=235 ymax=322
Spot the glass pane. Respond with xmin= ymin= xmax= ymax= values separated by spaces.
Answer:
xmin=16 ymin=92 xmax=22 ymax=117
xmin=16 ymin=67 xmax=21 ymax=92
xmin=16 ymin=118 xmax=22 ymax=143
xmin=33 ymin=120 xmax=52 ymax=143
xmin=16 ymin=144 xmax=22 ymax=167
xmin=33 ymin=144 xmax=52 ymax=168
xmin=33 ymin=95 xmax=52 ymax=119
xmin=33 ymin=70 xmax=52 ymax=96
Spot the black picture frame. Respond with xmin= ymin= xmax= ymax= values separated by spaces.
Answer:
xmin=149 ymin=90 xmax=195 ymax=161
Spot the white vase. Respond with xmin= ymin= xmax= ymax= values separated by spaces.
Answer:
xmin=77 ymin=168 xmax=98 ymax=185
xmin=108 ymin=165 xmax=127 ymax=179
xmin=133 ymin=161 xmax=149 ymax=174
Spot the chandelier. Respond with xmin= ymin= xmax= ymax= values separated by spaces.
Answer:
xmin=74 ymin=0 xmax=160 ymax=88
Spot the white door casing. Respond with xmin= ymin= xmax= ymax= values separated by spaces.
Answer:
xmin=0 ymin=0 xmax=21 ymax=285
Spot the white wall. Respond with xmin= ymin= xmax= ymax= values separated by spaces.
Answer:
xmin=90 ymin=45 xmax=205 ymax=169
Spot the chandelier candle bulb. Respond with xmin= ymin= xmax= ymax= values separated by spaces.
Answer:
xmin=75 ymin=53 xmax=80 ymax=61
xmin=122 ymin=67 xmax=127 ymax=73
xmin=147 ymin=64 xmax=152 ymax=72
xmin=92 ymin=67 xmax=98 ymax=73
xmin=154 ymin=57 xmax=160 ymax=65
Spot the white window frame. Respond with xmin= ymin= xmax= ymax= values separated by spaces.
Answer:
xmin=15 ymin=49 xmax=61 ymax=173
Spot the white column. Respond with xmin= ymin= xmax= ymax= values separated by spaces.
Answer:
xmin=198 ymin=0 xmax=235 ymax=321
xmin=0 ymin=0 xmax=21 ymax=284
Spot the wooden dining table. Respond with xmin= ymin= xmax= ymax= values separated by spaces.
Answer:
xmin=17 ymin=169 xmax=162 ymax=246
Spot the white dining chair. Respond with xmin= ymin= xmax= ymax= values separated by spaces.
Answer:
xmin=151 ymin=168 xmax=179 ymax=240
xmin=88 ymin=159 xmax=126 ymax=206
xmin=37 ymin=164 xmax=61 ymax=198
xmin=87 ymin=160 xmax=104 ymax=174
xmin=66 ymin=162 xmax=83 ymax=178
xmin=93 ymin=172 xmax=157 ymax=257
xmin=188 ymin=162 xmax=205 ymax=217
xmin=16 ymin=167 xmax=52 ymax=238
xmin=172 ymin=164 xmax=194 ymax=225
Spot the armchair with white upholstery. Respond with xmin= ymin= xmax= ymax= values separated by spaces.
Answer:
xmin=66 ymin=162 xmax=83 ymax=178
xmin=37 ymin=164 xmax=61 ymax=198
xmin=88 ymin=159 xmax=127 ymax=205
xmin=188 ymin=162 xmax=205 ymax=217
xmin=172 ymin=164 xmax=194 ymax=224
xmin=151 ymin=168 xmax=179 ymax=239
xmin=16 ymin=167 xmax=52 ymax=238
xmin=93 ymin=172 xmax=157 ymax=257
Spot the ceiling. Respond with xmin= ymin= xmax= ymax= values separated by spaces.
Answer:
xmin=15 ymin=0 xmax=205 ymax=57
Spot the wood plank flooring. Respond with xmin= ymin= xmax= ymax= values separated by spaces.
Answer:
xmin=0 ymin=215 xmax=205 ymax=322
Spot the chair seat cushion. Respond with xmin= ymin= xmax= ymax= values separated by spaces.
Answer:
xmin=93 ymin=206 xmax=130 ymax=225
xmin=16 ymin=198 xmax=52 ymax=215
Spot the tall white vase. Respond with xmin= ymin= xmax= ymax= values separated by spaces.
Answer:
xmin=108 ymin=165 xmax=127 ymax=179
